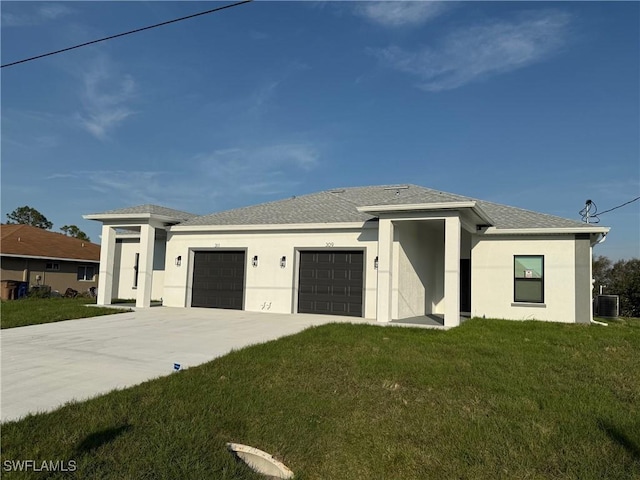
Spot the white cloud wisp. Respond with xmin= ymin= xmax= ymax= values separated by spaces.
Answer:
xmin=371 ymin=10 xmax=572 ymax=91
xmin=355 ymin=1 xmax=449 ymax=28
xmin=197 ymin=143 xmax=320 ymax=196
xmin=2 ymin=3 xmax=74 ymax=27
xmin=75 ymin=56 xmax=137 ymax=140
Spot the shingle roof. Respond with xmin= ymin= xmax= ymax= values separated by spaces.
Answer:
xmin=179 ymin=185 xmax=410 ymax=226
xmin=177 ymin=184 xmax=593 ymax=230
xmin=90 ymin=204 xmax=197 ymax=220
xmin=0 ymin=224 xmax=100 ymax=261
xmin=474 ymin=201 xmax=590 ymax=229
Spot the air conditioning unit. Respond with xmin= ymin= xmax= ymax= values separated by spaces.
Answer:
xmin=595 ymin=295 xmax=619 ymax=318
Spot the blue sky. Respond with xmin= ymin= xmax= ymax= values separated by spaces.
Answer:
xmin=2 ymin=1 xmax=638 ymax=260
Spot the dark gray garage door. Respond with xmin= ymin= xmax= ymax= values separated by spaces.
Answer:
xmin=298 ymin=251 xmax=363 ymax=317
xmin=191 ymin=251 xmax=245 ymax=309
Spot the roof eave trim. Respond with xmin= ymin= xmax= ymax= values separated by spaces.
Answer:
xmin=482 ymin=226 xmax=611 ymax=235
xmin=83 ymin=213 xmax=186 ymax=223
xmin=357 ymin=201 xmax=478 ymax=214
xmin=357 ymin=201 xmax=494 ymax=225
xmin=170 ymin=221 xmax=377 ymax=232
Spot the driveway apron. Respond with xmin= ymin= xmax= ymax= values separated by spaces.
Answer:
xmin=1 ymin=307 xmax=380 ymax=422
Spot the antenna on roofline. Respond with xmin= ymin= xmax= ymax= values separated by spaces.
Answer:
xmin=585 ymin=199 xmax=592 ymax=224
xmin=579 ymin=199 xmax=600 ymax=224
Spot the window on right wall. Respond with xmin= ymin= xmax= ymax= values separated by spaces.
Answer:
xmin=514 ymin=255 xmax=544 ymax=303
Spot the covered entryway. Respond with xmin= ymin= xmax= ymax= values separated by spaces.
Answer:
xmin=191 ymin=251 xmax=245 ymax=309
xmin=373 ymin=214 xmax=473 ymax=327
xmin=298 ymin=251 xmax=364 ymax=317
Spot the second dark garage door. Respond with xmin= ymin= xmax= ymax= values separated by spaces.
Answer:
xmin=298 ymin=251 xmax=364 ymax=317
xmin=191 ymin=251 xmax=245 ymax=309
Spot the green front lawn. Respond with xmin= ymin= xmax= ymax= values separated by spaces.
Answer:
xmin=0 ymin=297 xmax=131 ymax=329
xmin=2 ymin=318 xmax=639 ymax=479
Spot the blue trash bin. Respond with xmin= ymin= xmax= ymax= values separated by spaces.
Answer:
xmin=17 ymin=282 xmax=29 ymax=299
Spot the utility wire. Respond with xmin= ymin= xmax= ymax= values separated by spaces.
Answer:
xmin=579 ymin=195 xmax=640 ymax=224
xmin=1 ymin=0 xmax=253 ymax=69
xmin=598 ymin=196 xmax=640 ymax=215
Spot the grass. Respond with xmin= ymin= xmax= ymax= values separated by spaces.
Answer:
xmin=0 ymin=297 xmax=131 ymax=329
xmin=1 ymin=318 xmax=639 ymax=479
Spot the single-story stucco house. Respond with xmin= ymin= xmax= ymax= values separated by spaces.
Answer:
xmin=84 ymin=184 xmax=609 ymax=327
xmin=1 ymin=223 xmax=100 ymax=295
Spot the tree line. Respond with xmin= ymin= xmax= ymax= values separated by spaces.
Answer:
xmin=5 ymin=206 xmax=91 ymax=242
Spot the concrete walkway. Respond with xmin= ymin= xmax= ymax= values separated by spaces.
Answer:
xmin=1 ymin=307 xmax=442 ymax=422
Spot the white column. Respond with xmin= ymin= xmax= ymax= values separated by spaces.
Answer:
xmin=136 ymin=224 xmax=156 ymax=308
xmin=376 ymin=218 xmax=394 ymax=322
xmin=444 ymin=216 xmax=461 ymax=327
xmin=97 ymin=225 xmax=116 ymax=305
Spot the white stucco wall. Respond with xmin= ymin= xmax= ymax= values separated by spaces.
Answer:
xmin=471 ymin=234 xmax=580 ymax=322
xmin=113 ymin=238 xmax=137 ymax=300
xmin=396 ymin=222 xmax=426 ymax=318
xmin=394 ymin=221 xmax=448 ymax=319
xmin=163 ymin=227 xmax=379 ymax=318
xmin=114 ymin=237 xmax=165 ymax=301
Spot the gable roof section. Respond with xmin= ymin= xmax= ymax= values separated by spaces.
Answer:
xmin=179 ymin=185 xmax=471 ymax=227
xmin=474 ymin=201 xmax=590 ymax=230
xmin=96 ymin=204 xmax=196 ymax=217
xmin=179 ymin=188 xmax=385 ymax=226
xmin=0 ymin=224 xmax=100 ymax=261
xmin=90 ymin=204 xmax=197 ymax=219
xmin=176 ymin=184 xmax=597 ymax=230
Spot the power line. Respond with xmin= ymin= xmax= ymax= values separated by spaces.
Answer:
xmin=598 ymin=196 xmax=640 ymax=215
xmin=1 ymin=0 xmax=253 ymax=69
xmin=579 ymin=195 xmax=640 ymax=224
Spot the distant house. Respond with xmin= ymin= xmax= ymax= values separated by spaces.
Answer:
xmin=84 ymin=184 xmax=609 ymax=326
xmin=0 ymin=224 xmax=100 ymax=294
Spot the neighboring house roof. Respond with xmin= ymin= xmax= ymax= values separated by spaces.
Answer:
xmin=0 ymin=224 xmax=100 ymax=262
xmin=176 ymin=184 xmax=597 ymax=230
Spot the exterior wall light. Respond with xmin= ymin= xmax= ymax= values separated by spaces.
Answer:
xmin=252 ymin=255 xmax=259 ymax=267
xmin=280 ymin=256 xmax=286 ymax=268
xmin=374 ymin=256 xmax=379 ymax=270
xmin=175 ymin=256 xmax=182 ymax=267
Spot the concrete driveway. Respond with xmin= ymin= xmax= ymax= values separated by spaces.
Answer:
xmin=2 ymin=307 xmax=388 ymax=422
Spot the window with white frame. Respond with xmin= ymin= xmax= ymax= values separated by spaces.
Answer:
xmin=46 ymin=262 xmax=60 ymax=271
xmin=77 ymin=265 xmax=95 ymax=282
xmin=514 ymin=255 xmax=544 ymax=303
